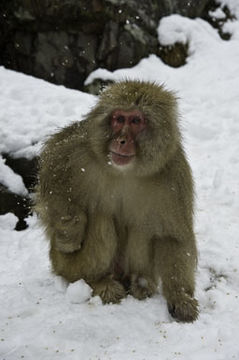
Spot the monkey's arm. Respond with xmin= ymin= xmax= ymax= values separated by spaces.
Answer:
xmin=36 ymin=124 xmax=88 ymax=253
xmin=36 ymin=177 xmax=88 ymax=253
xmin=155 ymin=151 xmax=198 ymax=322
xmin=155 ymin=235 xmax=198 ymax=322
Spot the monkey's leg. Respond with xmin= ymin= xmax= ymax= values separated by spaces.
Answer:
xmin=126 ymin=230 xmax=157 ymax=300
xmin=156 ymin=237 xmax=198 ymax=323
xmin=50 ymin=214 xmax=126 ymax=303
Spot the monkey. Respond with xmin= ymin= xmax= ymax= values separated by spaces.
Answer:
xmin=35 ymin=80 xmax=198 ymax=322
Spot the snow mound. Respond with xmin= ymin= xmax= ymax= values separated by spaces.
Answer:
xmin=0 ymin=213 xmax=18 ymax=230
xmin=66 ymin=280 xmax=93 ymax=304
xmin=0 ymin=155 xmax=28 ymax=195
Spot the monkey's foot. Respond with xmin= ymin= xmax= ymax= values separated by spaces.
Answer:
xmin=130 ymin=275 xmax=157 ymax=300
xmin=92 ymin=277 xmax=126 ymax=304
xmin=167 ymin=295 xmax=199 ymax=323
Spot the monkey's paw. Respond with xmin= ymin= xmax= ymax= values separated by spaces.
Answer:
xmin=167 ymin=295 xmax=199 ymax=323
xmin=130 ymin=276 xmax=157 ymax=300
xmin=54 ymin=213 xmax=87 ymax=253
xmin=92 ymin=277 xmax=126 ymax=304
xmin=55 ymin=239 xmax=83 ymax=253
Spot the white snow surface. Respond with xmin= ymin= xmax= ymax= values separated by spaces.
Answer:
xmin=1 ymin=11 xmax=239 ymax=360
xmin=0 ymin=68 xmax=96 ymax=159
xmin=0 ymin=155 xmax=27 ymax=196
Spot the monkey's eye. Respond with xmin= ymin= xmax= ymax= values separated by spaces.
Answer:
xmin=131 ymin=116 xmax=141 ymax=125
xmin=116 ymin=115 xmax=125 ymax=124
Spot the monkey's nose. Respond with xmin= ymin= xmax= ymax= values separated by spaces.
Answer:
xmin=117 ymin=136 xmax=127 ymax=145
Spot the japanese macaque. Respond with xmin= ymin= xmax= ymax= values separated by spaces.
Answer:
xmin=36 ymin=80 xmax=198 ymax=322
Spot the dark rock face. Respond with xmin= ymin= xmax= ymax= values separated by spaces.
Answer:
xmin=172 ymin=0 xmax=209 ymax=18
xmin=0 ymin=184 xmax=32 ymax=230
xmin=0 ymin=154 xmax=38 ymax=230
xmin=0 ymin=0 xmax=212 ymax=92
xmin=3 ymin=154 xmax=39 ymax=192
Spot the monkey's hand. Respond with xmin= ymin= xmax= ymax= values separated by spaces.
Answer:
xmin=167 ymin=292 xmax=199 ymax=323
xmin=53 ymin=212 xmax=87 ymax=253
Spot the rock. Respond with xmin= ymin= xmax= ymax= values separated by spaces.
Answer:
xmin=2 ymin=154 xmax=38 ymax=191
xmin=172 ymin=0 xmax=209 ymax=18
xmin=202 ymin=0 xmax=236 ymax=40
xmin=34 ymin=31 xmax=75 ymax=86
xmin=158 ymin=42 xmax=189 ymax=68
xmin=0 ymin=0 xmax=213 ymax=91
xmin=0 ymin=184 xmax=31 ymax=231
xmin=84 ymin=78 xmax=114 ymax=95
xmin=0 ymin=154 xmax=38 ymax=230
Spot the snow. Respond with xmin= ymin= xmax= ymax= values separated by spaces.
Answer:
xmin=0 ymin=213 xmax=18 ymax=231
xmin=66 ymin=280 xmax=93 ymax=304
xmin=0 ymin=68 xmax=96 ymax=159
xmin=218 ymin=0 xmax=239 ymax=17
xmin=1 ymin=8 xmax=239 ymax=360
xmin=0 ymin=155 xmax=27 ymax=195
xmin=209 ymin=7 xmax=226 ymax=20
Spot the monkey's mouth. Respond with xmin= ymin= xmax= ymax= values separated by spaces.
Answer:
xmin=110 ymin=151 xmax=135 ymax=166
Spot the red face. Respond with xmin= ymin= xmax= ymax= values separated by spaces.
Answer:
xmin=109 ymin=109 xmax=146 ymax=166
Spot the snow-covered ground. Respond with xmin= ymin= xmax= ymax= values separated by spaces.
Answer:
xmin=1 ymin=8 xmax=239 ymax=360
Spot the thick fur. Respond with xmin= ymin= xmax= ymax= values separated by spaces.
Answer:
xmin=35 ymin=80 xmax=198 ymax=322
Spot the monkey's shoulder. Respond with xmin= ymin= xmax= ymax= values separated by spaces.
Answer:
xmin=39 ymin=120 xmax=90 ymax=185
xmin=155 ymin=146 xmax=191 ymax=177
xmin=48 ymin=120 xmax=88 ymax=145
xmin=41 ymin=121 xmax=88 ymax=159
xmin=151 ymin=148 xmax=194 ymax=202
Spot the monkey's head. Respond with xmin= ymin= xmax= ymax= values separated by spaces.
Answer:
xmin=87 ymin=80 xmax=181 ymax=176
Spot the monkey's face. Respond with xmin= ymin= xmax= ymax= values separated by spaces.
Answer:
xmin=109 ymin=109 xmax=146 ymax=167
xmin=88 ymin=81 xmax=180 ymax=175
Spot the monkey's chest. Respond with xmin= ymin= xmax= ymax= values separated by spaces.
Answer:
xmin=88 ymin=175 xmax=161 ymax=233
